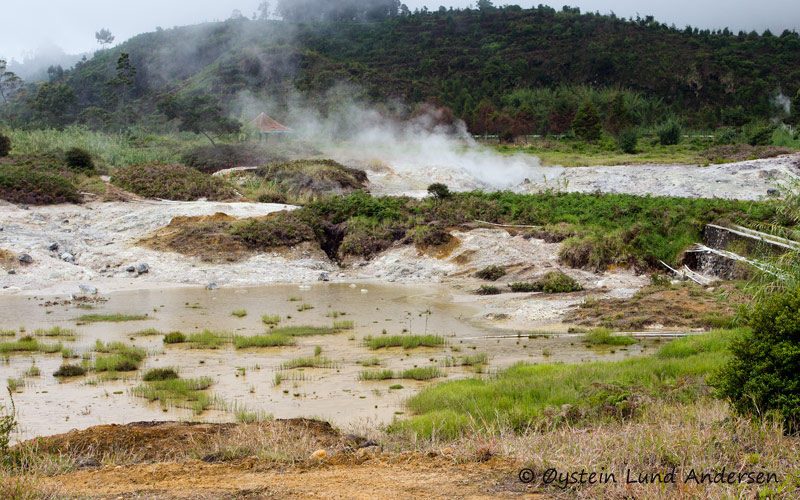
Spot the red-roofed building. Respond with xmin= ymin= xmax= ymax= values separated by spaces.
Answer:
xmin=251 ymin=112 xmax=293 ymax=141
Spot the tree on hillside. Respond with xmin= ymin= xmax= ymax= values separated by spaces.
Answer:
xmin=157 ymin=93 xmax=241 ymax=146
xmin=257 ymin=1 xmax=271 ymax=19
xmin=571 ymin=101 xmax=602 ymax=142
xmin=95 ymin=28 xmax=115 ymax=49
xmin=104 ymin=53 xmax=136 ymax=107
xmin=28 ymin=83 xmax=76 ymax=128
xmin=0 ymin=60 xmax=22 ymax=108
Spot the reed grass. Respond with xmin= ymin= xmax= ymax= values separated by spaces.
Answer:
xmin=233 ymin=333 xmax=295 ymax=349
xmin=364 ymin=334 xmax=447 ymax=350
xmin=130 ymin=376 xmax=216 ymax=414
xmin=279 ymin=356 xmax=337 ymax=370
xmin=76 ymin=313 xmax=148 ymax=323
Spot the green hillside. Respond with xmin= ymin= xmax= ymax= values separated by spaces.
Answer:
xmin=7 ymin=5 xmax=800 ymax=134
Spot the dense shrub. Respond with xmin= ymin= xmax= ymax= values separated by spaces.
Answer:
xmin=338 ymin=216 xmax=398 ymax=256
xmin=111 ymin=163 xmax=237 ymax=201
xmin=53 ymin=364 xmax=87 ymax=377
xmin=475 ymin=285 xmax=501 ymax=295
xmin=0 ymin=133 xmax=10 ymax=157
xmin=532 ymin=271 xmax=583 ymax=293
xmin=230 ymin=211 xmax=316 ymax=248
xmin=143 ymin=367 xmax=179 ymax=381
xmin=409 ymin=224 xmax=450 ymax=247
xmin=617 ymin=129 xmax=638 ymax=153
xmin=163 ymin=332 xmax=187 ymax=344
xmin=715 ymin=288 xmax=800 ymax=432
xmin=657 ymin=120 xmax=681 ymax=145
xmin=509 ymin=282 xmax=536 ymax=292
xmin=64 ymin=147 xmax=94 ymax=172
xmin=747 ymin=124 xmax=776 ymax=146
xmin=182 ymin=143 xmax=286 ymax=173
xmin=254 ymin=159 xmax=367 ymax=198
xmin=475 ymin=265 xmax=506 ymax=281
xmin=0 ymin=165 xmax=82 ymax=205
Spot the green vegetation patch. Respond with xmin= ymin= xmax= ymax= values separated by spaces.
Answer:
xmin=279 ymin=356 xmax=338 ymax=370
xmin=53 ymin=364 xmax=87 ymax=377
xmin=583 ymin=328 xmax=638 ymax=346
xmin=0 ymin=337 xmax=62 ymax=354
xmin=186 ymin=330 xmax=232 ymax=348
xmin=131 ymin=376 xmax=216 ymax=414
xmin=233 ymin=333 xmax=295 ymax=349
xmin=163 ymin=331 xmax=187 ymax=344
xmin=111 ymin=162 xmax=236 ymax=201
xmin=142 ymin=367 xmax=179 ymax=381
xmin=359 ymin=367 xmax=445 ymax=381
xmin=76 ymin=313 xmax=148 ymax=323
xmin=396 ymin=329 xmax=735 ymax=439
xmin=0 ymin=163 xmax=81 ymax=205
xmin=475 ymin=265 xmax=506 ymax=281
xmin=364 ymin=334 xmax=447 ymax=350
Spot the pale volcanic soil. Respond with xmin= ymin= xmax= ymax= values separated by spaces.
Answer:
xmin=2 ymin=154 xmax=798 ymax=500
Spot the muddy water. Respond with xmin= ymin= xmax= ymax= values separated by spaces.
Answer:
xmin=1 ymin=283 xmax=652 ymax=441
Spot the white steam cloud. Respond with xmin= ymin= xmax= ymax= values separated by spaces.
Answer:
xmin=236 ymin=87 xmax=558 ymax=197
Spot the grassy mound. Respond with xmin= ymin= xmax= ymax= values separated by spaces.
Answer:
xmin=0 ymin=163 xmax=81 ymax=205
xmin=230 ymin=211 xmax=316 ymax=248
xmin=111 ymin=163 xmax=237 ymax=201
xmin=252 ymin=159 xmax=367 ymax=201
xmin=182 ymin=144 xmax=287 ymax=174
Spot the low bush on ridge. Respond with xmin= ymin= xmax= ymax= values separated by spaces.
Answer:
xmin=111 ymin=163 xmax=237 ymax=201
xmin=0 ymin=164 xmax=81 ymax=205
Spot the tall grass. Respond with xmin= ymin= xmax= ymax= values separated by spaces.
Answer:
xmin=76 ymin=313 xmax=148 ymax=323
xmin=233 ymin=333 xmax=295 ymax=349
xmin=364 ymin=334 xmax=447 ymax=350
xmin=130 ymin=377 xmax=216 ymax=414
xmin=397 ymin=329 xmax=738 ymax=439
xmin=0 ymin=338 xmax=62 ymax=354
xmin=583 ymin=328 xmax=637 ymax=346
xmin=261 ymin=314 xmax=280 ymax=325
xmin=358 ymin=367 xmax=445 ymax=381
xmin=186 ymin=330 xmax=232 ymax=348
xmin=279 ymin=356 xmax=337 ymax=370
xmin=4 ymin=127 xmax=202 ymax=167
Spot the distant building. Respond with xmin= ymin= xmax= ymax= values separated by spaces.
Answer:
xmin=251 ymin=112 xmax=293 ymax=141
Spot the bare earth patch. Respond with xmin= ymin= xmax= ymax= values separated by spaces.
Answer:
xmin=565 ymin=282 xmax=746 ymax=330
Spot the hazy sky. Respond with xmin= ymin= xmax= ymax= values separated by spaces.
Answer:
xmin=2 ymin=0 xmax=798 ymax=62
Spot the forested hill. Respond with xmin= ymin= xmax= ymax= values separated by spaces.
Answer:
xmin=17 ymin=5 xmax=800 ymax=133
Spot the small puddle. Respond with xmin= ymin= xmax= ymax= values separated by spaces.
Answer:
xmin=1 ymin=283 xmax=654 ymax=441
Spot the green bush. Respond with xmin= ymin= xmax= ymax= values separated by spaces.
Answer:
xmin=657 ymin=120 xmax=681 ymax=145
xmin=475 ymin=285 xmax=500 ymax=295
xmin=230 ymin=211 xmax=316 ymax=248
xmin=715 ymin=288 xmax=800 ymax=432
xmin=64 ymin=147 xmax=95 ymax=173
xmin=53 ymin=364 xmax=87 ymax=377
xmin=0 ymin=165 xmax=81 ymax=205
xmin=747 ymin=124 xmax=776 ymax=146
xmin=475 ymin=265 xmax=506 ymax=281
xmin=0 ymin=133 xmax=10 ymax=157
xmin=617 ymin=129 xmax=638 ymax=153
xmin=111 ymin=163 xmax=237 ymax=201
xmin=509 ymin=282 xmax=536 ymax=292
xmin=143 ymin=367 xmax=179 ymax=381
xmin=532 ymin=271 xmax=583 ymax=293
xmin=163 ymin=331 xmax=187 ymax=344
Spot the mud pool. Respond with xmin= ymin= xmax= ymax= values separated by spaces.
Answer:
xmin=1 ymin=283 xmax=657 ymax=441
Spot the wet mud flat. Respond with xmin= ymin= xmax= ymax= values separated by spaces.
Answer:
xmin=1 ymin=283 xmax=655 ymax=440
